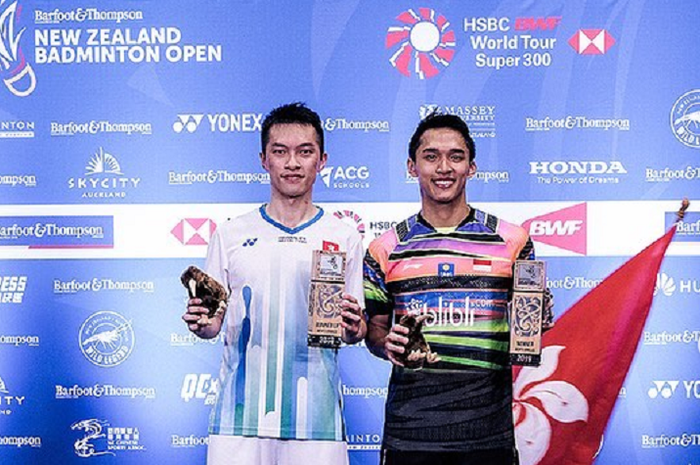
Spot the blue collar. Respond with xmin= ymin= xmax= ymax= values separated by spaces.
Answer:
xmin=259 ymin=204 xmax=324 ymax=234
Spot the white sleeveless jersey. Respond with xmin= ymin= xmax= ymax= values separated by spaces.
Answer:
xmin=204 ymin=206 xmax=364 ymax=441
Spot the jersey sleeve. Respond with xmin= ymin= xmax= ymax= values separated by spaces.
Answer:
xmin=204 ymin=226 xmax=230 ymax=295
xmin=344 ymin=230 xmax=366 ymax=309
xmin=363 ymin=239 xmax=392 ymax=317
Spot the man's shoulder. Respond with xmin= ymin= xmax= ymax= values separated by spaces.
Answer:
xmin=469 ymin=207 xmax=529 ymax=240
xmin=367 ymin=214 xmax=417 ymax=252
xmin=320 ymin=209 xmax=362 ymax=240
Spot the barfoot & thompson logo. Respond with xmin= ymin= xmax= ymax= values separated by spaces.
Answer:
xmin=0 ymin=0 xmax=36 ymax=97
xmin=79 ymin=311 xmax=135 ymax=367
xmin=386 ymin=8 xmax=455 ymax=79
xmin=670 ymin=90 xmax=700 ymax=149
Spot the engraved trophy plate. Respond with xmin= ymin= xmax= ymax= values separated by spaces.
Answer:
xmin=308 ymin=250 xmax=346 ymax=348
xmin=510 ymin=260 xmax=546 ymax=366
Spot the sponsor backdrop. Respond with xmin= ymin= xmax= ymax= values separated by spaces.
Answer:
xmin=1 ymin=1 xmax=699 ymax=463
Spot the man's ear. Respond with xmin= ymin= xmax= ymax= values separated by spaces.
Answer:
xmin=467 ymin=161 xmax=477 ymax=179
xmin=260 ymin=152 xmax=268 ymax=171
xmin=407 ymin=158 xmax=418 ymax=178
xmin=317 ymin=152 xmax=328 ymax=172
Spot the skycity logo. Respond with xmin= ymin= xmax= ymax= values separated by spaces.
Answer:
xmin=171 ymin=218 xmax=217 ymax=246
xmin=0 ymin=375 xmax=26 ymax=416
xmin=67 ymin=148 xmax=141 ymax=199
xmin=568 ymin=29 xmax=616 ymax=55
xmin=386 ymin=8 xmax=455 ymax=79
xmin=0 ymin=0 xmax=37 ymax=97
xmin=521 ymin=203 xmax=587 ymax=255
xmin=670 ymin=90 xmax=700 ymax=149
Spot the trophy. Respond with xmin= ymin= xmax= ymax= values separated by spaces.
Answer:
xmin=510 ymin=260 xmax=546 ymax=366
xmin=307 ymin=250 xmax=346 ymax=348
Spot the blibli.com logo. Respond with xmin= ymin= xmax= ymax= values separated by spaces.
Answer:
xmin=386 ymin=8 xmax=455 ymax=79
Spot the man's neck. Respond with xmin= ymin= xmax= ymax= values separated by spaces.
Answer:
xmin=421 ymin=200 xmax=470 ymax=228
xmin=265 ymin=194 xmax=318 ymax=229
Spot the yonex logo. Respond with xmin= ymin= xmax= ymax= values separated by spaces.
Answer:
xmin=648 ymin=381 xmax=679 ymax=399
xmin=173 ymin=114 xmax=204 ymax=133
xmin=243 ymin=238 xmax=257 ymax=247
xmin=386 ymin=8 xmax=456 ymax=79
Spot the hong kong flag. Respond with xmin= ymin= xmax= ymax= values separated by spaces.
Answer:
xmin=512 ymin=225 xmax=677 ymax=465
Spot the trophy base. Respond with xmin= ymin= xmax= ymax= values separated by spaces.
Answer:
xmin=511 ymin=353 xmax=541 ymax=366
xmin=308 ymin=334 xmax=341 ymax=349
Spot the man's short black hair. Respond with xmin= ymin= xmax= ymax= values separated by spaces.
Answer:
xmin=261 ymin=102 xmax=324 ymax=153
xmin=408 ymin=112 xmax=475 ymax=162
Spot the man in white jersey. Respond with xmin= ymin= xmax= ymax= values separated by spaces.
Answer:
xmin=182 ymin=103 xmax=366 ymax=465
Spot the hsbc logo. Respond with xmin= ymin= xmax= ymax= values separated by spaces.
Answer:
xmin=522 ymin=203 xmax=587 ymax=255
xmin=568 ymin=29 xmax=616 ymax=55
xmin=173 ymin=113 xmax=263 ymax=133
xmin=171 ymin=218 xmax=217 ymax=246
xmin=320 ymin=166 xmax=370 ymax=189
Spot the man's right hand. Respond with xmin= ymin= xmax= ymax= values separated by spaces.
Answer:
xmin=182 ymin=298 xmax=219 ymax=337
xmin=384 ymin=323 xmax=409 ymax=367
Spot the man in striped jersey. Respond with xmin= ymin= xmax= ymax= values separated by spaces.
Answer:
xmin=183 ymin=103 xmax=366 ymax=465
xmin=364 ymin=113 xmax=553 ymax=465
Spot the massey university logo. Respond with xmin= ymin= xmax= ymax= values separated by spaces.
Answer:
xmin=0 ymin=0 xmax=36 ymax=97
xmin=386 ymin=7 xmax=455 ymax=79
xmin=670 ymin=90 xmax=700 ymax=149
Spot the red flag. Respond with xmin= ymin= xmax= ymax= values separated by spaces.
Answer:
xmin=513 ymin=226 xmax=677 ymax=465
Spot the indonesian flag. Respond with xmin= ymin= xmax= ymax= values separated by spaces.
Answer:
xmin=512 ymin=226 xmax=677 ymax=465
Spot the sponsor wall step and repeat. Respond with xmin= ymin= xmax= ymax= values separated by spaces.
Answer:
xmin=1 ymin=1 xmax=699 ymax=464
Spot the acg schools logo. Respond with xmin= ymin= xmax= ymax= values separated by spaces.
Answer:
xmin=386 ymin=8 xmax=455 ymax=79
